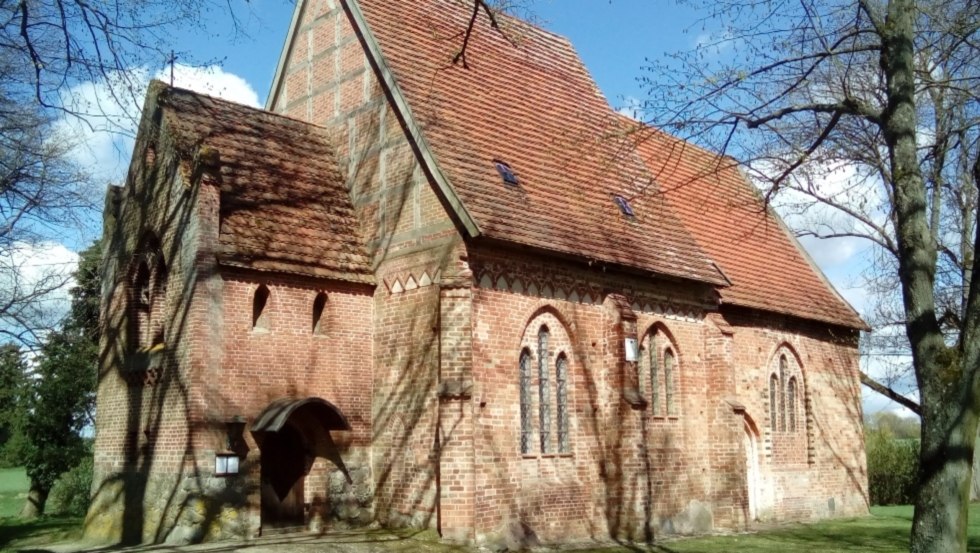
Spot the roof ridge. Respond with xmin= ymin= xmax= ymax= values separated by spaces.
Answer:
xmin=155 ymin=80 xmax=335 ymax=135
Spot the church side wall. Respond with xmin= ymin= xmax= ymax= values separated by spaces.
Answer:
xmin=725 ymin=307 xmax=868 ymax=521
xmin=468 ymin=249 xmax=738 ymax=545
xmin=271 ymin=0 xmax=471 ymax=534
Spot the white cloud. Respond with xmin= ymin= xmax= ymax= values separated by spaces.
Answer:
xmin=55 ymin=64 xmax=261 ymax=186
xmin=0 ymin=242 xmax=80 ymax=341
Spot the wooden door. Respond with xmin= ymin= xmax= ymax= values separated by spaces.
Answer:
xmin=261 ymin=425 xmax=307 ymax=531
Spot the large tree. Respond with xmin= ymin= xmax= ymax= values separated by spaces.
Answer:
xmin=0 ymin=0 xmax=255 ymax=346
xmin=632 ymin=0 xmax=979 ymax=550
xmin=19 ymin=240 xmax=100 ymax=518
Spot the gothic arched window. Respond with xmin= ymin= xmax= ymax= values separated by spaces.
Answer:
xmin=788 ymin=376 xmax=798 ymax=432
xmin=253 ymin=285 xmax=270 ymax=331
xmin=537 ymin=326 xmax=551 ymax=453
xmin=312 ymin=292 xmax=327 ymax=334
xmin=769 ymin=373 xmax=780 ymax=433
xmin=519 ymin=348 xmax=532 ymax=454
xmin=556 ymin=353 xmax=569 ymax=453
xmin=664 ymin=348 xmax=677 ymax=416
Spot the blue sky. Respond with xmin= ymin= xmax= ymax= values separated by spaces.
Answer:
xmin=49 ymin=0 xmax=905 ymax=416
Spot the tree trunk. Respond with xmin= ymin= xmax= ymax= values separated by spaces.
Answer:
xmin=19 ymin=482 xmax=49 ymax=519
xmin=913 ymin=376 xmax=977 ymax=553
xmin=876 ymin=0 xmax=975 ymax=551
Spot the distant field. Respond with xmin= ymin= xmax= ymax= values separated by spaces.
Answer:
xmin=0 ymin=468 xmax=26 ymax=518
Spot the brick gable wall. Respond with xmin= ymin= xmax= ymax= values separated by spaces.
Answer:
xmin=269 ymin=0 xmax=474 ymax=535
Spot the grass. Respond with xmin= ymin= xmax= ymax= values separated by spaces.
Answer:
xmin=0 ymin=464 xmax=974 ymax=553
xmin=0 ymin=468 xmax=28 ymax=519
xmin=574 ymin=504 xmax=980 ymax=553
xmin=0 ymin=467 xmax=82 ymax=552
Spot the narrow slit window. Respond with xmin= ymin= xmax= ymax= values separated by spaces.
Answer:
xmin=253 ymin=285 xmax=270 ymax=331
xmin=788 ymin=377 xmax=798 ymax=432
xmin=613 ymin=194 xmax=635 ymax=217
xmin=494 ymin=160 xmax=519 ymax=186
xmin=519 ymin=349 xmax=532 ymax=454
xmin=664 ymin=348 xmax=676 ymax=416
xmin=649 ymin=333 xmax=660 ymax=415
xmin=769 ymin=373 xmax=779 ymax=432
xmin=538 ymin=326 xmax=551 ymax=453
xmin=312 ymin=292 xmax=327 ymax=334
xmin=556 ymin=353 xmax=569 ymax=454
xmin=779 ymin=355 xmax=788 ymax=432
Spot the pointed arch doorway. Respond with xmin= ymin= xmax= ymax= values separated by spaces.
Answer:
xmin=251 ymin=397 xmax=351 ymax=533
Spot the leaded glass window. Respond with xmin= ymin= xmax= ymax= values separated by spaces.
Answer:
xmin=556 ymin=353 xmax=569 ymax=453
xmin=788 ymin=376 xmax=798 ymax=432
xmin=778 ymin=355 xmax=788 ymax=432
xmin=664 ymin=348 xmax=676 ymax=416
xmin=769 ymin=373 xmax=779 ymax=432
xmin=519 ymin=349 xmax=532 ymax=454
xmin=538 ymin=326 xmax=551 ymax=453
xmin=649 ymin=333 xmax=660 ymax=415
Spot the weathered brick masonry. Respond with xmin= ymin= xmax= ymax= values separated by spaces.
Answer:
xmin=88 ymin=0 xmax=868 ymax=546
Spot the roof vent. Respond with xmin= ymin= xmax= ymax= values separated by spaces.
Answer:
xmin=613 ymin=194 xmax=635 ymax=217
xmin=494 ymin=160 xmax=519 ymax=186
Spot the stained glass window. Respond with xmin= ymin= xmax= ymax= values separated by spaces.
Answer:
xmin=519 ymin=349 xmax=532 ymax=454
xmin=779 ymin=355 xmax=788 ymax=432
xmin=664 ymin=348 xmax=676 ymax=416
xmin=788 ymin=376 xmax=798 ymax=432
xmin=769 ymin=374 xmax=779 ymax=432
xmin=556 ymin=353 xmax=569 ymax=453
xmin=538 ymin=326 xmax=551 ymax=453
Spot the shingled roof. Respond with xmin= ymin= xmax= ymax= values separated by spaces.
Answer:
xmin=345 ymin=0 xmax=726 ymax=286
xmin=630 ymin=125 xmax=866 ymax=330
xmin=155 ymin=84 xmax=374 ymax=284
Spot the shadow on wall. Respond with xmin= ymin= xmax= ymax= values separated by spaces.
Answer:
xmin=85 ymin=108 xmax=262 ymax=543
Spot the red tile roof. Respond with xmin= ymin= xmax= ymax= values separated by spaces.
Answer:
xmin=630 ymin=125 xmax=866 ymax=329
xmin=156 ymin=84 xmax=374 ymax=284
xmin=354 ymin=0 xmax=726 ymax=286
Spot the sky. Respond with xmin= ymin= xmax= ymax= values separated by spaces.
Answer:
xmin=45 ymin=0 xmax=908 ymax=417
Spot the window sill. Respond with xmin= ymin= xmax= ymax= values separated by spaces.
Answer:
xmin=522 ymin=453 xmax=574 ymax=459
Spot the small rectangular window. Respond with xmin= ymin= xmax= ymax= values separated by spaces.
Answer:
xmin=494 ymin=160 xmax=519 ymax=186
xmin=613 ymin=194 xmax=635 ymax=217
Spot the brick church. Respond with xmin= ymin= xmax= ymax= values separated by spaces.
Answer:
xmin=87 ymin=0 xmax=869 ymax=545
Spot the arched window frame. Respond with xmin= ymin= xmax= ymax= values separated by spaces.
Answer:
xmin=643 ymin=327 xmax=681 ymax=418
xmin=648 ymin=332 xmax=661 ymax=415
xmin=517 ymin=311 xmax=575 ymax=456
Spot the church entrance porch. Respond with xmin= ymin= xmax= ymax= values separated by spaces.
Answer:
xmin=251 ymin=397 xmax=352 ymax=535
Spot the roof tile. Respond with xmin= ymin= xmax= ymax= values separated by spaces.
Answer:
xmin=355 ymin=0 xmax=725 ymax=286
xmin=157 ymin=85 xmax=374 ymax=284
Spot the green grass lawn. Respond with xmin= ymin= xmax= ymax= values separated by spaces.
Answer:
xmin=575 ymin=504 xmax=980 ymax=553
xmin=0 ymin=467 xmax=975 ymax=553
xmin=0 ymin=467 xmax=82 ymax=552
xmin=0 ymin=468 xmax=27 ymax=519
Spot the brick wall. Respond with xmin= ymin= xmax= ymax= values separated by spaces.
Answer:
xmin=269 ymin=0 xmax=472 ymax=534
xmin=465 ymin=246 xmax=867 ymax=544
